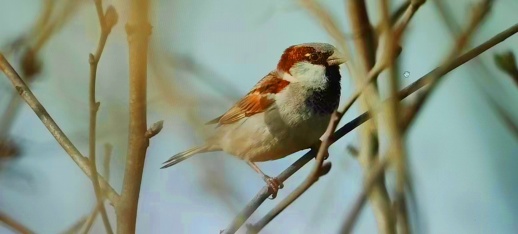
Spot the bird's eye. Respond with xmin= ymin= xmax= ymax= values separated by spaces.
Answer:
xmin=309 ymin=53 xmax=320 ymax=61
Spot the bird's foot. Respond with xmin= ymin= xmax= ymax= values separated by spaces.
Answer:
xmin=263 ymin=176 xmax=284 ymax=199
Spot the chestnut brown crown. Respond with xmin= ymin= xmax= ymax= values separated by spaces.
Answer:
xmin=276 ymin=43 xmax=345 ymax=73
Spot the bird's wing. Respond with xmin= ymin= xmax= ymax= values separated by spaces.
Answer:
xmin=206 ymin=72 xmax=290 ymax=125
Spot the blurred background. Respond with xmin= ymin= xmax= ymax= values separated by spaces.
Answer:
xmin=1 ymin=0 xmax=518 ymax=233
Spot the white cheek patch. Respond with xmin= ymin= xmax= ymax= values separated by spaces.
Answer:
xmin=289 ymin=62 xmax=327 ymax=88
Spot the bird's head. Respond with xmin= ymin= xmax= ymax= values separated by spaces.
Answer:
xmin=276 ymin=43 xmax=345 ymax=85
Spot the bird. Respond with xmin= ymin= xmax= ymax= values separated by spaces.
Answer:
xmin=161 ymin=43 xmax=345 ymax=198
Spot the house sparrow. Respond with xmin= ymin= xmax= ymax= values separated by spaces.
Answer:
xmin=161 ymin=43 xmax=345 ymax=198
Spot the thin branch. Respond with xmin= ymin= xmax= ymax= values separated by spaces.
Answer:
xmin=344 ymin=7 xmax=516 ymax=233
xmin=402 ymin=0 xmax=493 ymax=130
xmin=494 ymin=51 xmax=518 ymax=84
xmin=0 ymin=54 xmax=120 ymax=205
xmin=340 ymin=157 xmax=390 ymax=234
xmin=346 ymin=1 xmax=393 ymax=233
xmin=221 ymin=22 xmax=518 ymax=233
xmin=379 ymin=0 xmax=409 ymax=233
xmin=81 ymin=203 xmax=102 ymax=234
xmin=299 ymin=0 xmax=358 ymax=82
xmin=87 ymin=1 xmax=118 ymax=233
xmin=82 ymin=144 xmax=113 ymax=234
xmin=61 ymin=216 xmax=88 ymax=234
xmin=33 ymin=0 xmax=83 ymax=55
xmin=59 ymin=145 xmax=113 ymax=234
xmin=0 ymin=211 xmax=34 ymax=234
xmin=394 ymin=0 xmax=426 ymax=40
xmin=348 ymin=0 xmax=377 ymax=71
xmin=117 ymin=0 xmax=152 ymax=233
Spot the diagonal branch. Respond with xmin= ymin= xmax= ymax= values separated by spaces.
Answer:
xmin=221 ymin=21 xmax=518 ymax=233
xmin=346 ymin=0 xmax=390 ymax=233
xmin=343 ymin=18 xmax=518 ymax=234
xmin=0 ymin=211 xmax=34 ymax=234
xmin=402 ymin=0 xmax=493 ymax=130
xmin=0 ymin=54 xmax=120 ymax=206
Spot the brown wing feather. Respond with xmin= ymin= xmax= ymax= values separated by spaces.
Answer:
xmin=206 ymin=72 xmax=290 ymax=125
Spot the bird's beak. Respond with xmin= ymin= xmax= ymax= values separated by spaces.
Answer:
xmin=327 ymin=50 xmax=346 ymax=66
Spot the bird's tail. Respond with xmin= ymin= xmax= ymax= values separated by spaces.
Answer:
xmin=160 ymin=145 xmax=214 ymax=169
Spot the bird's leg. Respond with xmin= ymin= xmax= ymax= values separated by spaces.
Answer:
xmin=311 ymin=141 xmax=329 ymax=160
xmin=246 ymin=160 xmax=284 ymax=199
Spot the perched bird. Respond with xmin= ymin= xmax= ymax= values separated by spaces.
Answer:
xmin=161 ymin=43 xmax=345 ymax=198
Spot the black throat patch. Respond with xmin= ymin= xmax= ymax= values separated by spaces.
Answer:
xmin=305 ymin=65 xmax=341 ymax=115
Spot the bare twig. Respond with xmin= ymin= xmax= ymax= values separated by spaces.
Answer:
xmin=340 ymin=157 xmax=390 ymax=234
xmin=379 ymin=0 xmax=409 ymax=233
xmin=61 ymin=216 xmax=88 ymax=234
xmin=82 ymin=144 xmax=113 ymax=234
xmin=346 ymin=0 xmax=392 ymax=233
xmin=0 ymin=211 xmax=34 ymax=234
xmin=348 ymin=0 xmax=377 ymax=71
xmin=32 ymin=0 xmax=83 ymax=55
xmin=345 ymin=7 xmax=516 ymax=233
xmin=222 ymin=22 xmax=518 ymax=233
xmin=0 ymin=54 xmax=120 ymax=205
xmin=394 ymin=0 xmax=426 ymax=40
xmin=87 ymin=1 xmax=118 ymax=233
xmin=494 ymin=51 xmax=518 ymax=84
xmin=62 ymin=145 xmax=113 ymax=234
xmin=117 ymin=0 xmax=152 ymax=233
xmin=402 ymin=0 xmax=493 ymax=130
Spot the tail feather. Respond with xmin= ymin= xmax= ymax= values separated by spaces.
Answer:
xmin=161 ymin=145 xmax=213 ymax=169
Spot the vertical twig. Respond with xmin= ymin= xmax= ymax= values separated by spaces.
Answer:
xmin=0 ymin=55 xmax=120 ymax=204
xmin=402 ymin=0 xmax=493 ymax=129
xmin=87 ymin=1 xmax=118 ymax=233
xmin=117 ymin=0 xmax=152 ymax=233
xmin=81 ymin=144 xmax=113 ymax=234
xmin=378 ymin=0 xmax=410 ymax=233
xmin=347 ymin=1 xmax=393 ymax=233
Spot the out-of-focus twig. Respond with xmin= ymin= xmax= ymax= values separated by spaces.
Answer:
xmin=494 ymin=51 xmax=518 ymax=84
xmin=340 ymin=157 xmax=390 ymax=234
xmin=221 ymin=21 xmax=518 ymax=233
xmin=0 ymin=211 xmax=34 ymax=234
xmin=378 ymin=0 xmax=410 ymax=233
xmin=86 ymin=1 xmax=118 ymax=233
xmin=61 ymin=215 xmax=87 ymax=234
xmin=299 ymin=0 xmax=356 ymax=80
xmin=402 ymin=0 xmax=494 ymax=130
xmin=486 ymin=95 xmax=518 ymax=140
xmin=394 ymin=0 xmax=426 ymax=40
xmin=0 ymin=54 xmax=120 ymax=205
xmin=346 ymin=0 xmax=391 ymax=232
xmin=81 ymin=144 xmax=113 ymax=234
xmin=344 ymin=7 xmax=517 ymax=234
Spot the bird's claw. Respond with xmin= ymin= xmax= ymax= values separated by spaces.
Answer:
xmin=264 ymin=176 xmax=284 ymax=199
